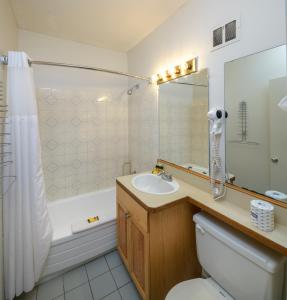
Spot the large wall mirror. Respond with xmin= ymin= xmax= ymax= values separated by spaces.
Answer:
xmin=159 ymin=69 xmax=209 ymax=175
xmin=225 ymin=45 xmax=287 ymax=202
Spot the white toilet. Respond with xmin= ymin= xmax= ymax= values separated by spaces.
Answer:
xmin=166 ymin=212 xmax=286 ymax=300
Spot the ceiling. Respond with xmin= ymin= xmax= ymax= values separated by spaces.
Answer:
xmin=10 ymin=0 xmax=187 ymax=52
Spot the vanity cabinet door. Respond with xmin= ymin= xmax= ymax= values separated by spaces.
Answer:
xmin=130 ymin=220 xmax=149 ymax=297
xmin=117 ymin=202 xmax=129 ymax=262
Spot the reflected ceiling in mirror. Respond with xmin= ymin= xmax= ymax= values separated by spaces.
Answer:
xmin=159 ymin=69 xmax=209 ymax=176
xmin=225 ymin=45 xmax=287 ymax=202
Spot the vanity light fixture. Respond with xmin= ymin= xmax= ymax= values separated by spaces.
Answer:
xmin=153 ymin=57 xmax=198 ymax=84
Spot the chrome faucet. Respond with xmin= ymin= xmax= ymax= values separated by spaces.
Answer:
xmin=158 ymin=170 xmax=173 ymax=182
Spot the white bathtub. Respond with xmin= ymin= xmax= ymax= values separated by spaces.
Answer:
xmin=41 ymin=188 xmax=117 ymax=279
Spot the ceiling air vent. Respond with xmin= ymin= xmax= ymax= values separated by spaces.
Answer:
xmin=225 ymin=20 xmax=237 ymax=42
xmin=212 ymin=17 xmax=240 ymax=51
xmin=213 ymin=27 xmax=224 ymax=48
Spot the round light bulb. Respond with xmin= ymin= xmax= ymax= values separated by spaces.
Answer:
xmin=180 ymin=62 xmax=189 ymax=73
xmin=168 ymin=67 xmax=176 ymax=77
xmin=160 ymin=70 xmax=167 ymax=80
xmin=151 ymin=74 xmax=158 ymax=83
xmin=174 ymin=66 xmax=181 ymax=75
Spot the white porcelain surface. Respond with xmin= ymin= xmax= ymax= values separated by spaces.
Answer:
xmin=193 ymin=212 xmax=285 ymax=300
xmin=42 ymin=188 xmax=117 ymax=280
xmin=132 ymin=174 xmax=179 ymax=195
xmin=166 ymin=278 xmax=231 ymax=300
xmin=48 ymin=187 xmax=116 ymax=241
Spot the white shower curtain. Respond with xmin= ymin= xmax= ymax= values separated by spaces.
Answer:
xmin=3 ymin=52 xmax=52 ymax=299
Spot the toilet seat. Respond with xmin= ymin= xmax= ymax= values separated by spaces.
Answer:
xmin=165 ymin=278 xmax=234 ymax=300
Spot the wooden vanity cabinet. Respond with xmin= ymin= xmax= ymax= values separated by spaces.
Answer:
xmin=116 ymin=184 xmax=201 ymax=300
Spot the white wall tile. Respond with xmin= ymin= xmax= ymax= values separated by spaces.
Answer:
xmin=38 ymin=87 xmax=129 ymax=201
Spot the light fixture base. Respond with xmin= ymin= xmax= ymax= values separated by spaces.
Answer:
xmin=156 ymin=57 xmax=198 ymax=85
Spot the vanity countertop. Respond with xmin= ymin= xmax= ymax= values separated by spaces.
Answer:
xmin=116 ymin=173 xmax=205 ymax=210
xmin=116 ymin=173 xmax=287 ymax=256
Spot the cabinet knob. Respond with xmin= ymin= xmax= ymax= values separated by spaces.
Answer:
xmin=125 ymin=212 xmax=131 ymax=219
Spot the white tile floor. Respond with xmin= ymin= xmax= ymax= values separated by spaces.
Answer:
xmin=16 ymin=250 xmax=141 ymax=300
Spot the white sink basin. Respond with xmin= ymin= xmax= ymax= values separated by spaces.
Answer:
xmin=132 ymin=174 xmax=179 ymax=195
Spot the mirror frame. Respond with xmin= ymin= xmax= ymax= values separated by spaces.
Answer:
xmin=158 ymin=159 xmax=287 ymax=209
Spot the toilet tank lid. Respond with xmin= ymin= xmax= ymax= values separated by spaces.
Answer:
xmin=193 ymin=212 xmax=286 ymax=274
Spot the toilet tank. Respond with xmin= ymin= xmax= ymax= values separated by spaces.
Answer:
xmin=193 ymin=212 xmax=286 ymax=300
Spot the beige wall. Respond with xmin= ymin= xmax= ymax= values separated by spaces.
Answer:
xmin=0 ymin=0 xmax=17 ymax=53
xmin=127 ymin=0 xmax=286 ymax=171
xmin=0 ymin=1 xmax=17 ymax=299
xmin=18 ymin=30 xmax=128 ymax=86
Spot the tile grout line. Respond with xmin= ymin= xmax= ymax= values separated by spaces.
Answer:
xmin=107 ymin=252 xmax=141 ymax=300
xmin=62 ymin=265 xmax=94 ymax=298
xmin=103 ymin=254 xmax=123 ymax=300
xmin=87 ymin=254 xmax=120 ymax=300
xmin=63 ymin=280 xmax=87 ymax=295
xmin=62 ymin=275 xmax=64 ymax=300
xmin=33 ymin=251 xmax=124 ymax=300
xmin=87 ymin=268 xmax=110 ymax=282
xmin=84 ymin=264 xmax=95 ymax=300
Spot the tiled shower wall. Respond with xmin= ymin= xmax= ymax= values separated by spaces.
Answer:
xmin=37 ymin=87 xmax=128 ymax=201
xmin=128 ymin=82 xmax=159 ymax=173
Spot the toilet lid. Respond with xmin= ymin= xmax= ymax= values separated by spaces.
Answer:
xmin=166 ymin=278 xmax=229 ymax=300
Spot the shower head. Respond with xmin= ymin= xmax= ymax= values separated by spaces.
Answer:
xmin=127 ymin=84 xmax=140 ymax=95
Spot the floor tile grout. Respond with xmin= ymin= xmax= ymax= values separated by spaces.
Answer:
xmin=98 ymin=289 xmax=120 ymax=300
xmin=64 ymin=276 xmax=88 ymax=294
xmin=35 ymin=287 xmax=38 ymax=300
xmin=103 ymin=254 xmax=123 ymax=300
xmin=84 ymin=264 xmax=95 ymax=300
xmin=104 ymin=251 xmax=123 ymax=269
xmin=87 ymin=268 xmax=110 ymax=282
xmin=61 ymin=273 xmax=65 ymax=300
xmin=25 ymin=250 xmax=138 ymax=300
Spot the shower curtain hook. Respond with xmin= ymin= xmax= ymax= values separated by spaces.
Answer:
xmin=0 ymin=55 xmax=8 ymax=65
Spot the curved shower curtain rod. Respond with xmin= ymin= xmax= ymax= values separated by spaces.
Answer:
xmin=0 ymin=55 xmax=151 ymax=82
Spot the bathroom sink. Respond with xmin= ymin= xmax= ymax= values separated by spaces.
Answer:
xmin=132 ymin=174 xmax=179 ymax=195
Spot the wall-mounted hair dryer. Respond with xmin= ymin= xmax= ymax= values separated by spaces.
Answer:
xmin=208 ymin=108 xmax=228 ymax=200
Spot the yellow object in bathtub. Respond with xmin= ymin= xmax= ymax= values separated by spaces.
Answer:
xmin=87 ymin=216 xmax=99 ymax=223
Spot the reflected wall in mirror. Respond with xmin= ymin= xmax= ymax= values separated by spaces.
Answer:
xmin=225 ymin=45 xmax=287 ymax=201
xmin=159 ymin=69 xmax=209 ymax=176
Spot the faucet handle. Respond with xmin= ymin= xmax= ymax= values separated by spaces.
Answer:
xmin=161 ymin=172 xmax=173 ymax=182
